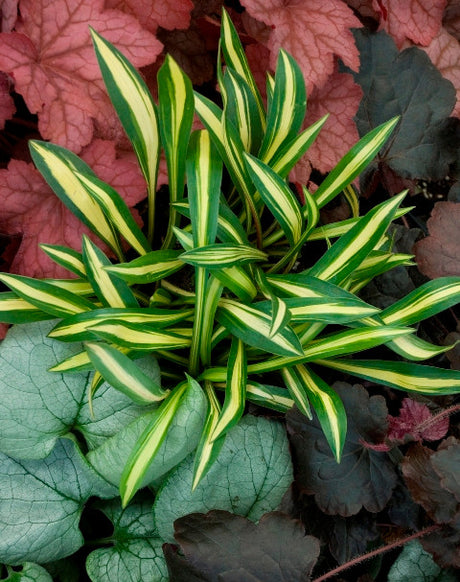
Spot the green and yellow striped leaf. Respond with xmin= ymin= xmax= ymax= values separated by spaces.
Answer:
xmin=388 ymin=334 xmax=459 ymax=361
xmin=48 ymin=349 xmax=94 ymax=373
xmin=380 ymin=277 xmax=460 ymax=327
xmin=220 ymin=8 xmax=265 ymax=129
xmin=308 ymin=191 xmax=406 ymax=284
xmin=29 ymin=140 xmax=122 ymax=258
xmin=211 ymin=338 xmax=247 ymax=441
xmin=244 ymin=153 xmax=303 ymax=246
xmin=0 ymin=292 xmax=52 ymax=324
xmin=211 ymin=265 xmax=257 ymax=303
xmin=313 ymin=117 xmax=399 ymax=208
xmin=39 ymin=244 xmax=86 ymax=278
xmin=192 ymin=381 xmax=226 ymax=490
xmin=180 ymin=243 xmax=268 ymax=269
xmin=87 ymin=319 xmax=192 ymax=351
xmin=269 ymin=295 xmax=291 ymax=337
xmin=317 ymin=358 xmax=460 ymax=396
xmin=258 ymin=49 xmax=306 ymax=165
xmin=105 ymin=250 xmax=184 ymax=284
xmin=245 ymin=381 xmax=294 ymax=412
xmin=120 ymin=379 xmax=188 ymax=506
xmin=82 ymin=235 xmax=138 ymax=308
xmin=85 ymin=341 xmax=168 ymax=405
xmin=294 ymin=365 xmax=347 ymax=462
xmin=0 ymin=273 xmax=95 ymax=318
xmin=48 ymin=306 xmax=193 ymax=342
xmin=75 ymin=171 xmax=151 ymax=255
xmin=90 ymin=28 xmax=160 ymax=242
xmin=216 ymin=298 xmax=303 ymax=357
xmin=158 ymin=55 xmax=194 ymax=248
xmin=281 ymin=366 xmax=312 ymax=419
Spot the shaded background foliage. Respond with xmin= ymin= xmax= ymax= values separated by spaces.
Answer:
xmin=0 ymin=1 xmax=459 ymax=580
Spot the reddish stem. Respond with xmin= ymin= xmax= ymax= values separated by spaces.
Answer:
xmin=311 ymin=524 xmax=441 ymax=582
xmin=416 ymin=403 xmax=460 ymax=436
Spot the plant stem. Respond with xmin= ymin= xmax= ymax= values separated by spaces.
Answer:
xmin=311 ymin=524 xmax=441 ymax=582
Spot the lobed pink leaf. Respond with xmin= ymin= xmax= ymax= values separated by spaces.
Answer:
xmin=372 ymin=0 xmax=446 ymax=48
xmin=422 ymin=27 xmax=460 ymax=117
xmin=105 ymin=0 xmax=193 ymax=34
xmin=414 ymin=201 xmax=460 ymax=279
xmin=0 ymin=71 xmax=14 ymax=128
xmin=240 ymin=0 xmax=362 ymax=93
xmin=0 ymin=0 xmax=162 ymax=152
xmin=0 ymin=139 xmax=147 ymax=279
xmin=1 ymin=0 xmax=18 ymax=32
xmin=388 ymin=398 xmax=449 ymax=443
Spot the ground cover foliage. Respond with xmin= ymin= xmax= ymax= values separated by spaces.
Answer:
xmin=0 ymin=1 xmax=459 ymax=581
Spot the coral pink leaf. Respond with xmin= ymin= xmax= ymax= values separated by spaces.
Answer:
xmin=0 ymin=0 xmax=162 ymax=152
xmin=388 ymin=398 xmax=449 ymax=443
xmin=240 ymin=0 xmax=362 ymax=93
xmin=414 ymin=201 xmax=460 ymax=279
xmin=106 ymin=0 xmax=193 ymax=34
xmin=372 ymin=0 xmax=446 ymax=48
xmin=0 ymin=71 xmax=15 ymax=128
xmin=1 ymin=0 xmax=18 ymax=32
xmin=0 ymin=139 xmax=147 ymax=279
xmin=422 ymin=27 xmax=460 ymax=117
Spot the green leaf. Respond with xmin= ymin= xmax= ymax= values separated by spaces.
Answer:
xmin=87 ymin=377 xmax=206 ymax=489
xmin=120 ymin=376 xmax=201 ymax=506
xmin=180 ymin=243 xmax=268 ymax=268
xmin=216 ymin=298 xmax=304 ymax=357
xmin=0 ymin=321 xmax=159 ymax=459
xmin=82 ymin=235 xmax=138 ymax=308
xmin=244 ymin=152 xmax=303 ymax=246
xmin=85 ymin=342 xmax=168 ymax=405
xmin=90 ymin=28 xmax=160 ymax=242
xmin=85 ymin=494 xmax=168 ymax=582
xmin=387 ymin=540 xmax=458 ymax=582
xmin=105 ymin=249 xmax=184 ymax=284
xmin=28 ymin=140 xmax=122 ymax=258
xmin=158 ymin=54 xmax=194 ymax=248
xmin=0 ymin=438 xmax=115 ymax=565
xmin=258 ymin=49 xmax=306 ymax=164
xmin=0 ymin=273 xmax=95 ymax=318
xmin=153 ymin=415 xmax=293 ymax=542
xmin=316 ymin=358 xmax=460 ymax=396
xmin=1 ymin=563 xmax=53 ymax=581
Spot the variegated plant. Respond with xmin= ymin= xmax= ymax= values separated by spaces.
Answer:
xmin=1 ymin=9 xmax=460 ymax=506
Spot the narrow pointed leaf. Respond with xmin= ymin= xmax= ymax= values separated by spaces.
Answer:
xmin=317 ymin=358 xmax=460 ymax=396
xmin=244 ymin=153 xmax=303 ymax=246
xmin=120 ymin=380 xmax=188 ymax=506
xmin=29 ymin=140 xmax=122 ymax=258
xmin=211 ymin=265 xmax=258 ymax=302
xmin=180 ymin=244 xmax=267 ymax=269
xmin=313 ymin=117 xmax=400 ymax=208
xmin=258 ymin=50 xmax=306 ymax=164
xmin=0 ymin=273 xmax=94 ymax=317
xmin=211 ymin=339 xmax=247 ymax=441
xmin=245 ymin=381 xmax=294 ymax=412
xmin=82 ymin=235 xmax=138 ymax=308
xmin=388 ymin=334 xmax=459 ymax=361
xmin=105 ymin=250 xmax=184 ymax=284
xmin=85 ymin=341 xmax=168 ymax=405
xmin=281 ymin=366 xmax=312 ymax=419
xmin=87 ymin=320 xmax=192 ymax=351
xmin=216 ymin=298 xmax=303 ymax=357
xmin=75 ymin=171 xmax=151 ymax=255
xmin=295 ymin=365 xmax=347 ymax=462
xmin=39 ymin=244 xmax=86 ymax=278
xmin=90 ymin=28 xmax=160 ymax=241
xmin=269 ymin=295 xmax=291 ymax=337
xmin=0 ymin=292 xmax=52 ymax=324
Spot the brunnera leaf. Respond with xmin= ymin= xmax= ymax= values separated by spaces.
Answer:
xmin=164 ymin=510 xmax=320 ymax=582
xmin=387 ymin=539 xmax=458 ymax=582
xmin=287 ymin=382 xmax=397 ymax=516
xmin=153 ymin=415 xmax=293 ymax=542
xmin=0 ymin=437 xmax=115 ymax=565
xmin=0 ymin=0 xmax=162 ymax=151
xmin=0 ymin=320 xmax=160 ymax=459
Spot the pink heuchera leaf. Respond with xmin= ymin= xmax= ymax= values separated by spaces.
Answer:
xmin=0 ymin=139 xmax=147 ymax=279
xmin=1 ymin=0 xmax=18 ymax=32
xmin=0 ymin=71 xmax=15 ymax=128
xmin=106 ymin=0 xmax=193 ymax=34
xmin=0 ymin=0 xmax=162 ymax=152
xmin=240 ymin=0 xmax=362 ymax=93
xmin=422 ymin=27 xmax=460 ymax=117
xmin=387 ymin=398 xmax=449 ymax=443
xmin=414 ymin=201 xmax=460 ymax=279
xmin=372 ymin=0 xmax=446 ymax=48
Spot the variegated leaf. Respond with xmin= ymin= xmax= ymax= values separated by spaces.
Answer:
xmin=105 ymin=250 xmax=184 ymax=284
xmin=180 ymin=243 xmax=267 ymax=268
